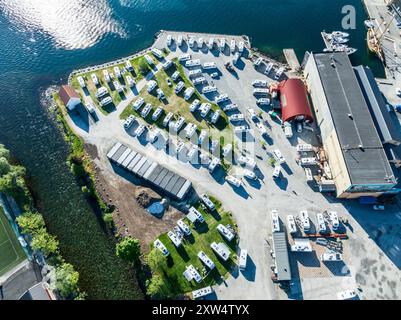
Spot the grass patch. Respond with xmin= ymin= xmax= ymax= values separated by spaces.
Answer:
xmin=53 ymin=93 xmax=113 ymax=215
xmin=0 ymin=207 xmax=26 ymax=277
xmin=148 ymin=198 xmax=238 ymax=297
xmin=71 ymin=55 xmax=147 ymax=115
xmin=120 ymin=61 xmax=234 ymax=148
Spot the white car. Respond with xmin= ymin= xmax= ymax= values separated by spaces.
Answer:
xmin=373 ymin=205 xmax=385 ymax=211
xmin=225 ymin=175 xmax=241 ymax=187
xmin=396 ymin=87 xmax=401 ymax=97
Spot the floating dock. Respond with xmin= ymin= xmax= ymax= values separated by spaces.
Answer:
xmin=107 ymin=142 xmax=192 ymax=200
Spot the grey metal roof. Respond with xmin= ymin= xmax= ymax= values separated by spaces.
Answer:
xmin=272 ymin=232 xmax=291 ymax=281
xmin=19 ymin=283 xmax=51 ymax=300
xmin=354 ymin=65 xmax=401 ymax=146
xmin=312 ymin=52 xmax=396 ymax=186
xmin=107 ymin=142 xmax=192 ymax=200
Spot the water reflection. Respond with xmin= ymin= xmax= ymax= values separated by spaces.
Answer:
xmin=0 ymin=0 xmax=127 ymax=49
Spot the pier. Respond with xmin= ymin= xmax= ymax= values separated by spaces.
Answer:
xmin=283 ymin=49 xmax=301 ymax=71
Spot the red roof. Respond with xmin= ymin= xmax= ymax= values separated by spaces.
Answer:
xmin=279 ymin=79 xmax=314 ymax=123
xmin=59 ymin=85 xmax=79 ymax=106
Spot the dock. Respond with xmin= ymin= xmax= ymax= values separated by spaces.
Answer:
xmin=283 ymin=49 xmax=301 ymax=71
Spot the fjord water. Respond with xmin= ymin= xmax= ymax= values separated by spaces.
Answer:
xmin=0 ymin=0 xmax=379 ymax=298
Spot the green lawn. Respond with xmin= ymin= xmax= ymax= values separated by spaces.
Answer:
xmin=0 ymin=207 xmax=26 ymax=277
xmin=120 ymin=61 xmax=234 ymax=144
xmin=152 ymin=197 xmax=239 ymax=296
xmin=71 ymin=55 xmax=147 ymax=115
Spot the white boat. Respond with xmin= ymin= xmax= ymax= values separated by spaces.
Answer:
xmin=364 ymin=20 xmax=375 ymax=29
xmin=331 ymin=31 xmax=349 ymax=38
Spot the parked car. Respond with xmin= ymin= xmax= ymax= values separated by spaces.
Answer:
xmin=373 ymin=205 xmax=385 ymax=211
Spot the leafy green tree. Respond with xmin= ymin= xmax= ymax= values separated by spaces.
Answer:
xmin=0 ymin=144 xmax=10 ymax=160
xmin=116 ymin=237 xmax=141 ymax=263
xmin=146 ymin=273 xmax=169 ymax=300
xmin=146 ymin=248 xmax=166 ymax=272
xmin=16 ymin=211 xmax=46 ymax=236
xmin=103 ymin=213 xmax=114 ymax=229
xmin=0 ymin=157 xmax=11 ymax=176
xmin=138 ymin=58 xmax=150 ymax=75
xmin=31 ymin=231 xmax=59 ymax=256
xmin=55 ymin=263 xmax=80 ymax=299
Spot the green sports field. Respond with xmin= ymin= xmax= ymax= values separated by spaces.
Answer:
xmin=0 ymin=207 xmax=26 ymax=277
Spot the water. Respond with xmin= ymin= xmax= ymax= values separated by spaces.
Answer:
xmin=0 ymin=0 xmax=383 ymax=298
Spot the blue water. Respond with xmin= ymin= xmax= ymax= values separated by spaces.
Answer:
xmin=0 ymin=0 xmax=381 ymax=298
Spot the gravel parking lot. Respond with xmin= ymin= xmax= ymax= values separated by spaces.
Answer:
xmin=66 ymin=30 xmax=401 ymax=300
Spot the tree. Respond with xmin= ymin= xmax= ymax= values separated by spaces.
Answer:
xmin=55 ymin=263 xmax=80 ymax=299
xmin=16 ymin=211 xmax=46 ymax=236
xmin=0 ymin=157 xmax=11 ymax=176
xmin=138 ymin=58 xmax=150 ymax=75
xmin=103 ymin=213 xmax=114 ymax=229
xmin=0 ymin=144 xmax=10 ymax=160
xmin=146 ymin=248 xmax=166 ymax=272
xmin=116 ymin=237 xmax=141 ymax=263
xmin=146 ymin=273 xmax=168 ymax=300
xmin=31 ymin=231 xmax=59 ymax=256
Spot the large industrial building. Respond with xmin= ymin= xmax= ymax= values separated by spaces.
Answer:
xmin=303 ymin=52 xmax=397 ymax=199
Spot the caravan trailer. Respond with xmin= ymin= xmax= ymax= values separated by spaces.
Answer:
xmin=239 ymin=249 xmax=248 ymax=270
xmin=299 ymin=210 xmax=310 ymax=232
xmin=316 ymin=213 xmax=327 ymax=234
xmin=271 ymin=210 xmax=280 ymax=232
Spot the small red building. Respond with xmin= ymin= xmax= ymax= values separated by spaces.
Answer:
xmin=278 ymin=79 xmax=314 ymax=123
xmin=59 ymin=85 xmax=81 ymax=111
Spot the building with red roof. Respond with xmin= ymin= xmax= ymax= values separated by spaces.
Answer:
xmin=59 ymin=85 xmax=81 ymax=111
xmin=278 ymin=78 xmax=314 ymax=123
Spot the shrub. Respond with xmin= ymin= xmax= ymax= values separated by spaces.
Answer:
xmin=116 ymin=237 xmax=141 ymax=263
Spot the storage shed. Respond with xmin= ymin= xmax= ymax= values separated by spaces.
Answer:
xmin=278 ymin=78 xmax=314 ymax=123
